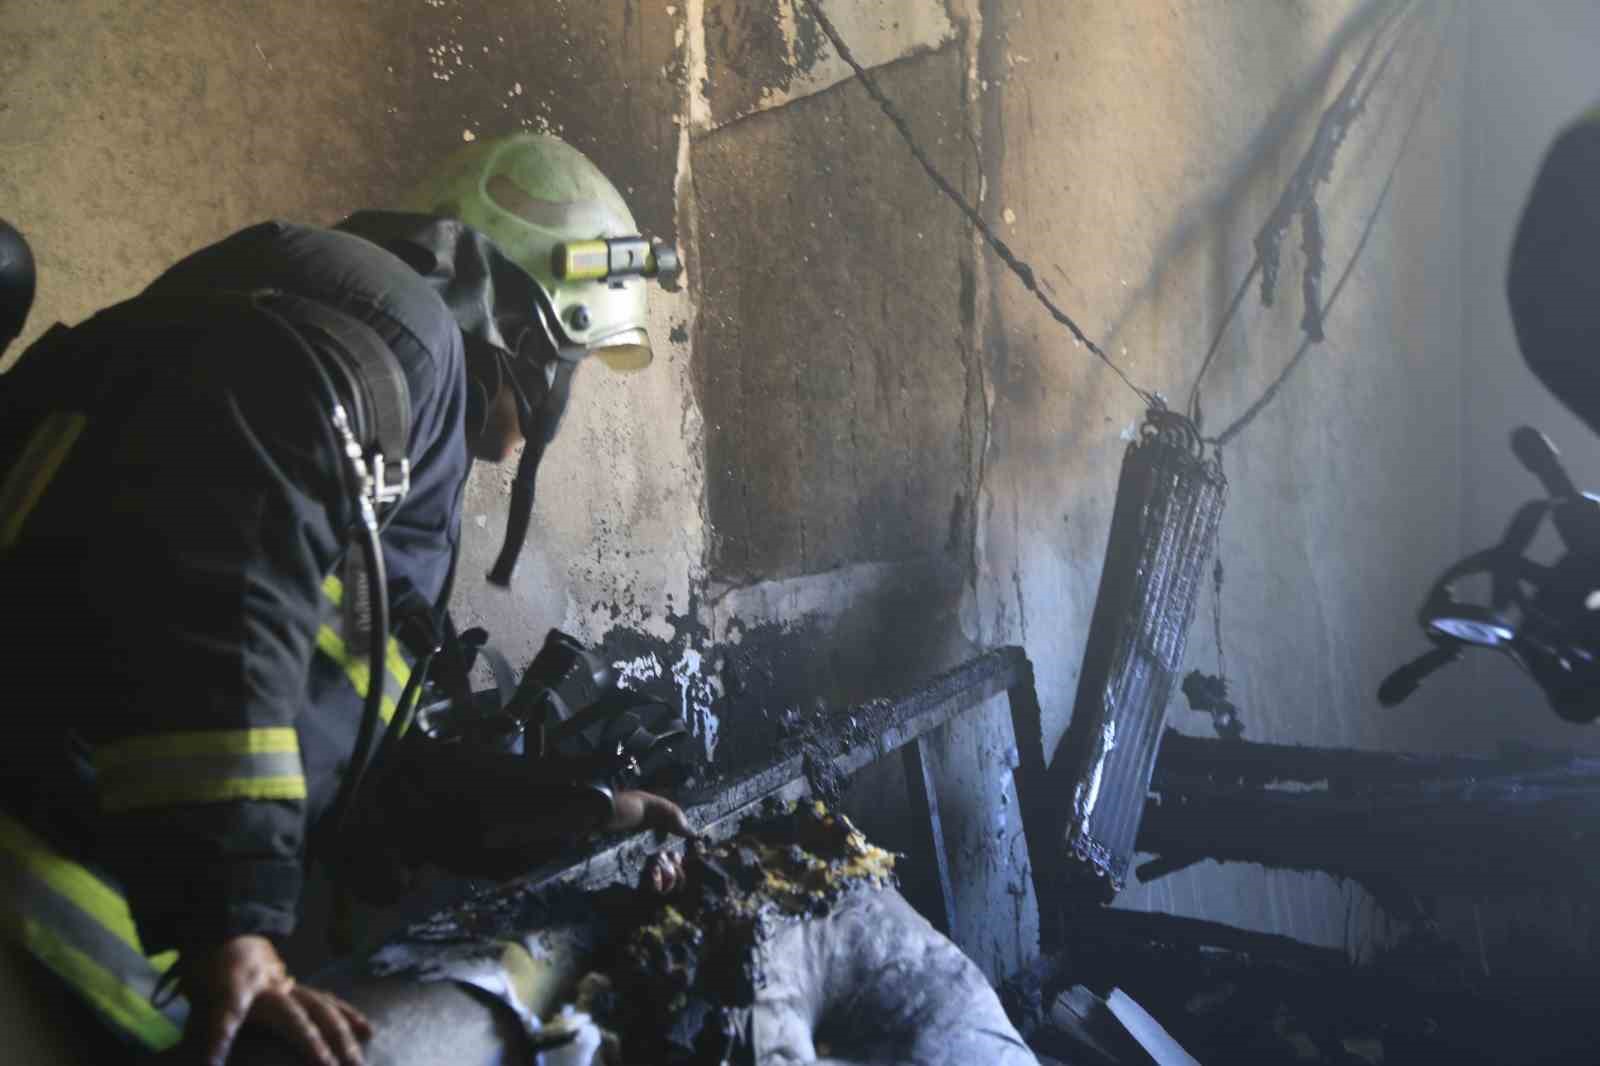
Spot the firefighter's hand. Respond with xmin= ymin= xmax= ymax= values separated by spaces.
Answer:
xmin=180 ymin=935 xmax=373 ymax=1066
xmin=640 ymin=849 xmax=688 ymax=896
xmin=605 ymin=789 xmax=694 ymax=838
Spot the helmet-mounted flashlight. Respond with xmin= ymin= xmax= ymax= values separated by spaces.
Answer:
xmin=553 ymin=238 xmax=681 ymax=284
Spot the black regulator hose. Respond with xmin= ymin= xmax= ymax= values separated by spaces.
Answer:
xmin=250 ymin=290 xmax=395 ymax=836
xmin=330 ymin=509 xmax=389 ymax=837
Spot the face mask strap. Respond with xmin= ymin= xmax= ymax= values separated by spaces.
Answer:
xmin=485 ymin=301 xmax=578 ymax=589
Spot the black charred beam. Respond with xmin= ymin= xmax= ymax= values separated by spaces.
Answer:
xmin=1153 ymin=730 xmax=1581 ymax=793
xmin=901 ymin=733 xmax=959 ymax=937
xmin=1140 ymin=737 xmax=1600 ymax=900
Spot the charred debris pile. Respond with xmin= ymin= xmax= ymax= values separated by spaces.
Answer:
xmin=578 ymin=800 xmax=898 ymax=1063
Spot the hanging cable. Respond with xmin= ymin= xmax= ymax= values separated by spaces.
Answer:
xmin=1255 ymin=0 xmax=1422 ymax=339
xmin=1187 ymin=261 xmax=1262 ymax=429
xmin=1208 ymin=2 xmax=1458 ymax=448
xmin=804 ymin=0 xmax=1451 ymax=446
xmin=1188 ymin=0 xmax=1426 ymax=428
xmin=799 ymin=0 xmax=1161 ymax=411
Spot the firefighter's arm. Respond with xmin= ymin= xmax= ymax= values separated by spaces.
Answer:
xmin=361 ymin=736 xmax=692 ymax=882
xmin=606 ymin=789 xmax=694 ymax=837
xmin=88 ymin=339 xmax=352 ymax=954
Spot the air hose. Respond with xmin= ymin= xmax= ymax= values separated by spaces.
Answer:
xmin=250 ymin=292 xmax=400 ymax=836
xmin=329 ymin=496 xmax=389 ymax=837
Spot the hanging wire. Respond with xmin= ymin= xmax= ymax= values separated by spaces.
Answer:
xmin=799 ymin=0 xmax=1162 ymax=411
xmin=1212 ymin=553 xmax=1228 ymax=682
xmin=1188 ymin=0 xmax=1426 ymax=429
xmin=802 ymin=0 xmax=1449 ymax=446
xmin=1257 ymin=0 xmax=1422 ymax=339
xmin=801 ymin=0 xmax=1453 ymax=706
xmin=1208 ymin=2 xmax=1459 ymax=448
xmin=1187 ymin=261 xmax=1263 ymax=430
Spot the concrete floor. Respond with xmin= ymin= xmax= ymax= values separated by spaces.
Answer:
xmin=4 ymin=0 xmax=1580 ymax=987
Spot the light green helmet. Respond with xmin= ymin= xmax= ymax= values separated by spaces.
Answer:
xmin=403 ymin=133 xmax=677 ymax=372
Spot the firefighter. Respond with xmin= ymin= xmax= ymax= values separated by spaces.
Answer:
xmin=0 ymin=133 xmax=689 ymax=1065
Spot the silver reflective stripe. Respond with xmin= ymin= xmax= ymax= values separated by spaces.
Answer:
xmin=99 ymin=750 xmax=303 ymax=784
xmin=97 ymin=750 xmax=307 ymax=813
xmin=0 ymin=811 xmax=186 ymax=1050
xmin=92 ymin=728 xmax=307 ymax=813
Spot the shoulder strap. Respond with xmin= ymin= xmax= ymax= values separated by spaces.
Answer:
xmin=258 ymin=291 xmax=411 ymax=494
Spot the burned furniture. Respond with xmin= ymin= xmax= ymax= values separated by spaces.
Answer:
xmin=1008 ymin=907 xmax=1600 ymax=1066
xmin=231 ymin=648 xmax=1055 ymax=1066
xmin=1139 ymin=732 xmax=1600 ymax=908
xmin=463 ymin=645 xmax=1052 ymax=927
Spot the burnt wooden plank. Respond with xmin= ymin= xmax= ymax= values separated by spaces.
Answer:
xmin=1007 ymin=663 xmax=1074 ymax=950
xmin=901 ymin=732 xmax=959 ymax=936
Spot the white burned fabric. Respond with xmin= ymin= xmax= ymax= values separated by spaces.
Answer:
xmin=751 ymin=887 xmax=1037 ymax=1066
xmin=232 ymin=887 xmax=1036 ymax=1066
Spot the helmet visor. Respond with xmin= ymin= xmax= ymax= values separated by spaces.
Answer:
xmin=589 ymin=328 xmax=652 ymax=373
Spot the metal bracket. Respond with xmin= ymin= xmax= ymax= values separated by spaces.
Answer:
xmin=331 ymin=402 xmax=411 ymax=517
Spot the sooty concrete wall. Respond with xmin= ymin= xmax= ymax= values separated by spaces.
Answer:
xmin=3 ymin=0 xmax=1495 ymax=979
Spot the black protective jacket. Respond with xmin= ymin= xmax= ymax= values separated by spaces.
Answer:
xmin=0 ymin=216 xmax=595 ymax=955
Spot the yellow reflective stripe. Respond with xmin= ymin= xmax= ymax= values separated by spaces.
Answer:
xmin=100 ymin=775 xmax=307 ymax=814
xmin=316 ymin=625 xmax=398 ymax=725
xmin=0 ymin=811 xmax=142 ymax=953
xmin=93 ymin=728 xmax=298 ymax=770
xmin=386 ymin=638 xmax=411 ymax=690
xmin=18 ymin=915 xmax=181 ymax=1050
xmin=321 ymin=573 xmax=411 ymax=689
xmin=0 ymin=811 xmax=185 ymax=1048
xmin=0 ymin=411 xmax=88 ymax=552
xmin=93 ymin=730 xmax=306 ymax=811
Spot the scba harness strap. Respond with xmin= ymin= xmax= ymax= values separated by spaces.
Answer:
xmin=253 ymin=290 xmax=412 ymax=519
xmin=241 ymin=290 xmax=407 ymax=524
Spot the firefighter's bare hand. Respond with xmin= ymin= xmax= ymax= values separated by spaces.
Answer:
xmin=640 ymin=849 xmax=687 ymax=896
xmin=180 ymin=935 xmax=373 ymax=1066
xmin=605 ymin=789 xmax=695 ymax=839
